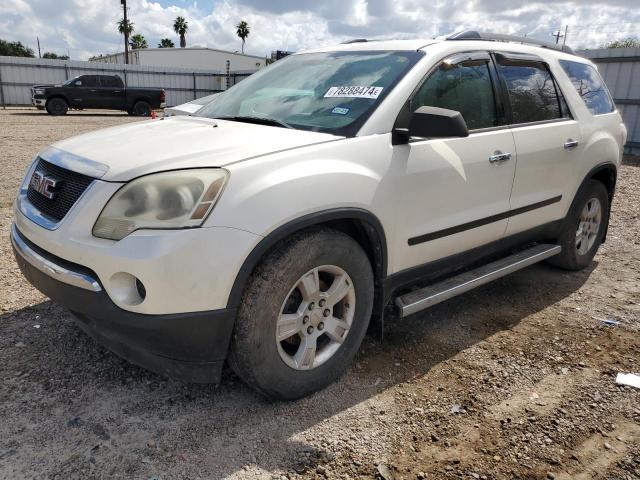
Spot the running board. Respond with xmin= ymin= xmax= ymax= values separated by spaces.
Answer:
xmin=395 ymin=244 xmax=561 ymax=318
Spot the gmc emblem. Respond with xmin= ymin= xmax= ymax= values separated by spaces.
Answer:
xmin=29 ymin=170 xmax=60 ymax=199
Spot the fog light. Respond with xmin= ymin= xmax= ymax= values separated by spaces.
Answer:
xmin=109 ymin=272 xmax=146 ymax=306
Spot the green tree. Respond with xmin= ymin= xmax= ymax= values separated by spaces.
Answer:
xmin=0 ymin=39 xmax=35 ymax=57
xmin=158 ymin=38 xmax=175 ymax=48
xmin=129 ymin=34 xmax=148 ymax=50
xmin=117 ymin=18 xmax=134 ymax=37
xmin=42 ymin=52 xmax=69 ymax=60
xmin=236 ymin=20 xmax=250 ymax=54
xmin=173 ymin=16 xmax=189 ymax=48
xmin=602 ymin=37 xmax=640 ymax=48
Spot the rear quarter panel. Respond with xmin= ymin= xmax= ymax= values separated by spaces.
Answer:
xmin=548 ymin=56 xmax=624 ymax=210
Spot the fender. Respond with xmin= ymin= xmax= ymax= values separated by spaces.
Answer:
xmin=225 ymin=208 xmax=388 ymax=310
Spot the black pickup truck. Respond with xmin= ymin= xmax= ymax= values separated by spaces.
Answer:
xmin=31 ymin=74 xmax=165 ymax=116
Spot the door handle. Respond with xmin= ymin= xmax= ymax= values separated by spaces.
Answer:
xmin=489 ymin=151 xmax=512 ymax=164
xmin=564 ymin=139 xmax=579 ymax=150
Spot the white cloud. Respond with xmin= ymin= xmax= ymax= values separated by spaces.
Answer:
xmin=0 ymin=0 xmax=638 ymax=60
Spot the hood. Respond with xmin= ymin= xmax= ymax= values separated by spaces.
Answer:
xmin=48 ymin=116 xmax=341 ymax=182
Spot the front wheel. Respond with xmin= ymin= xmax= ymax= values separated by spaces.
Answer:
xmin=547 ymin=179 xmax=609 ymax=271
xmin=229 ymin=228 xmax=374 ymax=400
xmin=46 ymin=98 xmax=68 ymax=115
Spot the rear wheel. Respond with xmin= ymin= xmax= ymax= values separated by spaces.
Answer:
xmin=547 ymin=180 xmax=609 ymax=270
xmin=132 ymin=101 xmax=151 ymax=116
xmin=46 ymin=98 xmax=68 ymax=115
xmin=229 ymin=228 xmax=374 ymax=400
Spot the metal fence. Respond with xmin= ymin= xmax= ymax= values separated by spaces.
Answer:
xmin=0 ymin=56 xmax=255 ymax=107
xmin=580 ymin=47 xmax=640 ymax=155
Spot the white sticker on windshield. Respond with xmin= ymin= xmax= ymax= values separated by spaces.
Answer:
xmin=324 ymin=86 xmax=383 ymax=99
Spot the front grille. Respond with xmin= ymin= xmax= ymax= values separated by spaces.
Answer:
xmin=26 ymin=158 xmax=94 ymax=222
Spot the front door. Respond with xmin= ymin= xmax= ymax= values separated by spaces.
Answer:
xmin=393 ymin=52 xmax=517 ymax=272
xmin=69 ymin=75 xmax=101 ymax=109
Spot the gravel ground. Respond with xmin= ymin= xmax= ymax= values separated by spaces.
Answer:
xmin=0 ymin=108 xmax=638 ymax=480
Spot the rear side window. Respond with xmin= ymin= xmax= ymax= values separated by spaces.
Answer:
xmin=100 ymin=76 xmax=121 ymax=87
xmin=413 ymin=60 xmax=498 ymax=130
xmin=559 ymin=60 xmax=615 ymax=115
xmin=498 ymin=61 xmax=565 ymax=124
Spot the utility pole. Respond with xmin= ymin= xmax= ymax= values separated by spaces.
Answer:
xmin=552 ymin=27 xmax=565 ymax=44
xmin=121 ymin=0 xmax=129 ymax=64
xmin=37 ymin=37 xmax=41 ymax=58
xmin=562 ymin=25 xmax=568 ymax=47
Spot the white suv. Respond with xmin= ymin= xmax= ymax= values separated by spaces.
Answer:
xmin=12 ymin=32 xmax=626 ymax=399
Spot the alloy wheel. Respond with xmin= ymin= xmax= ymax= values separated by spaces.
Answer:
xmin=576 ymin=197 xmax=602 ymax=256
xmin=276 ymin=265 xmax=356 ymax=370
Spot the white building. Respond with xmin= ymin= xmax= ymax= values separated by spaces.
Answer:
xmin=91 ymin=47 xmax=267 ymax=72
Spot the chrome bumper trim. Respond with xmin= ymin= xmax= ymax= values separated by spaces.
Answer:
xmin=10 ymin=224 xmax=102 ymax=292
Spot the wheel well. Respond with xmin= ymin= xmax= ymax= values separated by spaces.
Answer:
xmin=227 ymin=209 xmax=388 ymax=317
xmin=316 ymin=217 xmax=385 ymax=285
xmin=133 ymin=97 xmax=151 ymax=106
xmin=46 ymin=95 xmax=68 ymax=105
xmin=589 ymin=164 xmax=617 ymax=201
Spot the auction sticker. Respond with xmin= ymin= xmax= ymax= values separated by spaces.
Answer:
xmin=324 ymin=86 xmax=383 ymax=99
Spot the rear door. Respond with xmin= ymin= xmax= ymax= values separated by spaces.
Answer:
xmin=495 ymin=53 xmax=581 ymax=236
xmin=97 ymin=75 xmax=126 ymax=110
xmin=393 ymin=51 xmax=517 ymax=271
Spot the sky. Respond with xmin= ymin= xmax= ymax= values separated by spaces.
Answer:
xmin=1 ymin=0 xmax=638 ymax=60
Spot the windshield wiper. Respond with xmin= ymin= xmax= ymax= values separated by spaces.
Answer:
xmin=212 ymin=115 xmax=294 ymax=129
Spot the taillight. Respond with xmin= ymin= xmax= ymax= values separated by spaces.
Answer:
xmin=160 ymin=90 xmax=166 ymax=102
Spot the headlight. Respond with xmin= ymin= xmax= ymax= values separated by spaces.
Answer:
xmin=93 ymin=169 xmax=228 ymax=241
xmin=34 ymin=88 xmax=44 ymax=95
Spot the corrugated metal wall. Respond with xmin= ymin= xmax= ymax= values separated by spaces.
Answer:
xmin=0 ymin=56 xmax=255 ymax=107
xmin=580 ymin=47 xmax=640 ymax=155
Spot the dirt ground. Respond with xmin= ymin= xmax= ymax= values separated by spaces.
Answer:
xmin=0 ymin=108 xmax=638 ymax=480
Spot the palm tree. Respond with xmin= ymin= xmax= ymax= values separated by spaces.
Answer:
xmin=117 ymin=18 xmax=134 ymax=38
xmin=173 ymin=16 xmax=189 ymax=48
xmin=158 ymin=38 xmax=175 ymax=48
xmin=236 ymin=20 xmax=250 ymax=54
xmin=129 ymin=34 xmax=148 ymax=50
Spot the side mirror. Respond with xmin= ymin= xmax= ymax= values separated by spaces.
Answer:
xmin=406 ymin=106 xmax=469 ymax=139
xmin=74 ymin=80 xmax=82 ymax=86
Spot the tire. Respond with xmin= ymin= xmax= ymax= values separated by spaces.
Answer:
xmin=46 ymin=98 xmax=68 ymax=116
xmin=132 ymin=101 xmax=151 ymax=116
xmin=228 ymin=228 xmax=374 ymax=400
xmin=547 ymin=179 xmax=609 ymax=271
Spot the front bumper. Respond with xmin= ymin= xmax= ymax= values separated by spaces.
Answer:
xmin=11 ymin=224 xmax=236 ymax=383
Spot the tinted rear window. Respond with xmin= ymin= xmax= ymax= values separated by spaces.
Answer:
xmin=559 ymin=60 xmax=615 ymax=115
xmin=100 ymin=76 xmax=121 ymax=87
xmin=498 ymin=62 xmax=563 ymax=124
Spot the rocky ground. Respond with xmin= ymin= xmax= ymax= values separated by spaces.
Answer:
xmin=0 ymin=108 xmax=638 ymax=479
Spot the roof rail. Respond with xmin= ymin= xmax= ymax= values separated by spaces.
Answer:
xmin=446 ymin=30 xmax=574 ymax=54
xmin=341 ymin=38 xmax=368 ymax=44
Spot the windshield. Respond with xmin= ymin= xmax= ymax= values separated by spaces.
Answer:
xmin=197 ymin=50 xmax=423 ymax=136
xmin=61 ymin=76 xmax=80 ymax=86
